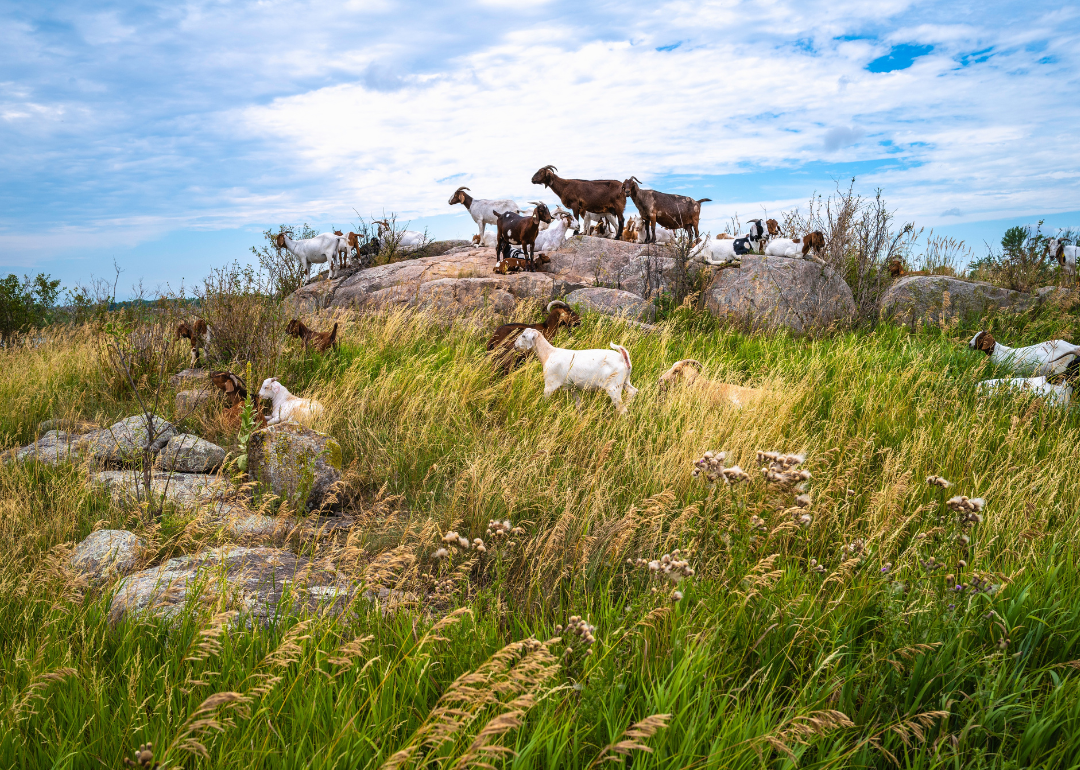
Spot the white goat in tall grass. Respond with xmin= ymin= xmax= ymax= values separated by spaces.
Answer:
xmin=513 ymin=328 xmax=637 ymax=414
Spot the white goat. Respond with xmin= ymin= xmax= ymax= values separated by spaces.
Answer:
xmin=513 ymin=328 xmax=638 ymax=414
xmin=374 ymin=220 xmax=426 ymax=250
xmin=1050 ymin=238 xmax=1079 ymax=276
xmin=275 ymin=232 xmax=347 ymax=281
xmin=764 ymin=238 xmax=803 ymax=258
xmin=581 ymin=211 xmax=618 ymax=238
xmin=977 ymin=376 xmax=1073 ymax=407
xmin=449 ymin=188 xmax=522 ymax=243
xmin=472 ymin=231 xmax=498 ymax=247
xmin=968 ymin=330 xmax=1080 ymax=376
xmin=257 ymin=377 xmax=326 ymax=427
xmin=532 ymin=210 xmax=576 ymax=252
xmin=639 ymin=224 xmax=676 ymax=244
xmin=694 ymin=234 xmax=760 ymax=265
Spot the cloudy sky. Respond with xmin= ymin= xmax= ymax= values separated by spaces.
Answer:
xmin=2 ymin=0 xmax=1078 ymax=295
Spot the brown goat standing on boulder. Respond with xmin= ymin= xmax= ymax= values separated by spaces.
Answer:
xmin=486 ymin=300 xmax=581 ymax=373
xmin=621 ymin=177 xmax=711 ymax=242
xmin=493 ymin=202 xmax=553 ymax=266
xmin=532 ymin=166 xmax=627 ymax=240
xmin=286 ymin=318 xmax=339 ymax=352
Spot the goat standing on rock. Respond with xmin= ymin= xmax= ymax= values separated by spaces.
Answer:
xmin=449 ymin=187 xmax=522 ymax=244
xmin=513 ymin=328 xmax=638 ymax=414
xmin=493 ymin=202 xmax=553 ymax=266
xmin=275 ymin=231 xmax=348 ymax=282
xmin=621 ymin=177 xmax=711 ymax=242
xmin=532 ymin=166 xmax=628 ymax=240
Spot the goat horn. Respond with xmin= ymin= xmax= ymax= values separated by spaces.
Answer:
xmin=455 ymin=186 xmax=470 ymax=192
xmin=546 ymin=300 xmax=571 ymax=312
xmin=630 ymin=176 xmax=641 ymax=184
xmin=542 ymin=165 xmax=557 ymax=172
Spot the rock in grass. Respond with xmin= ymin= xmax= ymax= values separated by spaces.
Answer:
xmin=175 ymin=389 xmax=214 ymax=414
xmin=71 ymin=530 xmax=145 ymax=583
xmin=108 ymin=546 xmax=358 ymax=625
xmin=156 ymin=434 xmax=227 ymax=473
xmin=77 ymin=415 xmax=178 ymax=467
xmin=880 ymin=275 xmax=1036 ymax=327
xmin=565 ymin=287 xmax=656 ymax=321
xmin=6 ymin=430 xmax=80 ymax=465
xmin=91 ymin=470 xmax=238 ymax=519
xmin=37 ymin=418 xmax=99 ymax=435
xmin=247 ymin=424 xmax=342 ymax=511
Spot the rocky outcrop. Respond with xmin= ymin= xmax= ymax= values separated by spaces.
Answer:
xmin=157 ymin=434 xmax=227 ymax=473
xmin=566 ymin=288 xmax=655 ymax=321
xmin=77 ymin=415 xmax=178 ymax=467
xmin=879 ymin=276 xmax=1037 ymax=327
xmin=108 ymin=546 xmax=358 ymax=625
xmin=247 ymin=424 xmax=342 ymax=511
xmin=71 ymin=530 xmax=145 ymax=583
xmin=705 ymin=255 xmax=856 ymax=333
xmin=169 ymin=368 xmax=211 ymax=389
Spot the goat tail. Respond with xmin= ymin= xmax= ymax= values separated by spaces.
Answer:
xmin=697 ymin=198 xmax=713 ymax=203
xmin=610 ymin=343 xmax=632 ymax=372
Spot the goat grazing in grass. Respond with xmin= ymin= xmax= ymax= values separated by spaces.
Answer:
xmin=657 ymin=360 xmax=770 ymax=409
xmin=968 ymin=330 xmax=1080 ymax=376
xmin=532 ymin=165 xmax=628 ymax=240
xmin=448 ymin=187 xmax=522 ymax=245
xmin=487 ymin=300 xmax=581 ymax=373
xmin=513 ymin=328 xmax=637 ymax=413
xmin=286 ymin=318 xmax=339 ymax=353
xmin=257 ymin=377 xmax=326 ymax=427
xmin=622 ymin=177 xmax=711 ymax=242
xmin=176 ymin=319 xmax=211 ymax=366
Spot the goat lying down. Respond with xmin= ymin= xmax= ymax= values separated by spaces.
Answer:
xmin=513 ymin=328 xmax=637 ymax=414
xmin=977 ymin=375 xmax=1074 ymax=407
xmin=658 ymin=360 xmax=770 ymax=408
xmin=257 ymin=377 xmax=326 ymax=427
xmin=969 ymin=330 xmax=1080 ymax=376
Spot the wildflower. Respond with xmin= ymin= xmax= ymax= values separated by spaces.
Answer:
xmin=958 ymin=559 xmax=967 ymax=569
xmin=927 ymin=475 xmax=953 ymax=488
xmin=749 ymin=515 xmax=766 ymax=531
xmin=458 ymin=536 xmax=470 ymax=549
xmin=880 ymin=562 xmax=892 ymax=574
xmin=476 ymin=544 xmax=487 ymax=553
xmin=799 ymin=513 xmax=812 ymax=527
xmin=998 ymin=637 xmax=1010 ymax=651
xmin=433 ymin=548 xmax=449 ymax=560
xmin=795 ymin=494 xmax=812 ymax=508
xmin=442 ymin=530 xmax=460 ymax=543
xmin=672 ymin=590 xmax=683 ymax=602
xmin=957 ymin=534 xmax=970 ymax=546
xmin=721 ymin=465 xmax=751 ymax=484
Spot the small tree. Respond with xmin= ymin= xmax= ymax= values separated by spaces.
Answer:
xmin=0 ymin=273 xmax=61 ymax=345
xmin=969 ymin=223 xmax=1053 ymax=292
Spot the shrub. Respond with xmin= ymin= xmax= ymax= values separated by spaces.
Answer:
xmin=968 ymin=223 xmax=1054 ymax=292
xmin=195 ymin=262 xmax=285 ymax=370
xmin=0 ymin=273 xmax=61 ymax=344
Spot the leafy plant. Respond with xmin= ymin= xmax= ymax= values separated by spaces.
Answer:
xmin=0 ymin=272 xmax=61 ymax=344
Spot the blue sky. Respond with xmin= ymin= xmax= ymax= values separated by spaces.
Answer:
xmin=2 ymin=0 xmax=1078 ymax=296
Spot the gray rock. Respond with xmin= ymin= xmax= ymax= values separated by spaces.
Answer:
xmin=175 ymin=389 xmax=214 ymax=414
xmin=880 ymin=275 xmax=1037 ymax=327
xmin=705 ymin=255 xmax=856 ymax=333
xmin=226 ymin=512 xmax=354 ymax=539
xmin=108 ymin=546 xmax=359 ymax=625
xmin=247 ymin=424 xmax=342 ymax=511
xmin=566 ymin=287 xmax=656 ymax=321
xmin=157 ymin=434 xmax=227 ymax=473
xmin=7 ymin=430 xmax=80 ymax=465
xmin=91 ymin=470 xmax=241 ymax=520
xmin=71 ymin=530 xmax=145 ymax=583
xmin=77 ymin=415 xmax=178 ymax=467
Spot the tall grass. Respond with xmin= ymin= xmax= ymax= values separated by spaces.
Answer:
xmin=3 ymin=303 xmax=1080 ymax=767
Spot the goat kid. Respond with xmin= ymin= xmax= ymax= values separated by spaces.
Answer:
xmin=658 ymin=360 xmax=770 ymax=408
xmin=533 ymin=210 xmax=576 ymax=253
xmin=176 ymin=319 xmax=211 ymax=365
xmin=969 ymin=330 xmax=1080 ymax=376
xmin=513 ymin=328 xmax=637 ymax=413
xmin=802 ymin=231 xmax=826 ymax=257
xmin=257 ymin=377 xmax=326 ymax=427
xmin=449 ymin=187 xmax=522 ymax=244
xmin=286 ymin=318 xmax=339 ymax=352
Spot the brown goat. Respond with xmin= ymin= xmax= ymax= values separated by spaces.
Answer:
xmin=532 ymin=166 xmax=627 ymax=240
xmin=621 ymin=177 xmax=711 ymax=242
xmin=492 ymin=202 xmax=552 ymax=265
xmin=493 ymin=255 xmax=535 ymax=275
xmin=766 ymin=219 xmax=781 ymax=237
xmin=209 ymin=370 xmax=248 ymax=406
xmin=176 ymin=319 xmax=210 ymax=366
xmin=802 ymin=231 xmax=826 ymax=257
xmin=286 ymin=318 xmax=339 ymax=352
xmin=486 ymin=300 xmax=582 ymax=373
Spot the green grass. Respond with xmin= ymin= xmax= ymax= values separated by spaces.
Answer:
xmin=3 ymin=302 xmax=1080 ymax=768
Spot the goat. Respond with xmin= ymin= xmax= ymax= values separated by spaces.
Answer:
xmin=513 ymin=328 xmax=637 ymax=413
xmin=1050 ymin=238 xmax=1079 ymax=276
xmin=493 ymin=253 xmax=535 ymax=275
xmin=969 ymin=331 xmax=1080 ymax=376
xmin=257 ymin=377 xmax=326 ymax=427
xmin=275 ymin=231 xmax=347 ymax=282
xmin=764 ymin=238 xmax=803 ymax=258
xmin=448 ymin=187 xmax=522 ymax=244
xmin=697 ymin=235 xmax=757 ymax=265
xmin=532 ymin=165 xmax=627 ymax=240
xmin=533 ymin=209 xmax=577 ymax=253
xmin=582 ymin=211 xmax=617 ymax=238
xmin=493 ymin=202 xmax=552 ymax=265
xmin=473 ymin=231 xmax=498 ymax=247
xmin=976 ymin=357 xmax=1080 ymax=407
xmin=658 ymin=360 xmax=770 ymax=409
xmin=286 ymin=318 xmax=339 ymax=352
xmin=766 ymin=219 xmax=781 ymax=237
xmin=802 ymin=231 xmax=826 ymax=257
xmin=374 ymin=220 xmax=426 ymax=250
xmin=332 ymin=230 xmax=365 ymax=270
xmin=487 ymin=300 xmax=582 ymax=374
xmin=716 ymin=233 xmax=733 ymax=240
xmin=620 ymin=215 xmax=641 ymax=243
xmin=622 ymin=177 xmax=711 ymax=242
xmin=176 ymin=319 xmax=211 ymax=366
xmin=209 ymin=370 xmax=248 ymax=406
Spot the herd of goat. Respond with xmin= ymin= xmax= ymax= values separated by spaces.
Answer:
xmin=175 ymin=294 xmax=1080 ymax=423
xmin=271 ymin=166 xmax=833 ymax=282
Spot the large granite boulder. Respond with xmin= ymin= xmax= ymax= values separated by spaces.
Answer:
xmin=77 ymin=415 xmax=178 ymax=467
xmin=71 ymin=530 xmax=146 ymax=583
xmin=566 ymin=288 xmax=655 ymax=321
xmin=108 ymin=546 xmax=357 ymax=625
xmin=156 ymin=434 xmax=227 ymax=473
xmin=247 ymin=424 xmax=342 ymax=511
xmin=705 ymin=255 xmax=856 ymax=333
xmin=880 ymin=276 xmax=1037 ymax=327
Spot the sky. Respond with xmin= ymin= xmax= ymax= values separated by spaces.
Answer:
xmin=1 ymin=0 xmax=1078 ymax=297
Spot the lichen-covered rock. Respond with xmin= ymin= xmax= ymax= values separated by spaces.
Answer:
xmin=37 ymin=418 xmax=98 ymax=435
xmin=705 ymin=255 xmax=855 ymax=333
xmin=247 ymin=424 xmax=342 ymax=511
xmin=157 ymin=434 xmax=227 ymax=473
xmin=566 ymin=287 xmax=656 ymax=321
xmin=71 ymin=530 xmax=145 ymax=583
xmin=6 ymin=430 xmax=80 ymax=465
xmin=170 ymin=368 xmax=211 ymax=389
xmin=880 ymin=276 xmax=1038 ymax=327
xmin=108 ymin=546 xmax=357 ymax=625
xmin=77 ymin=415 xmax=178 ymax=466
